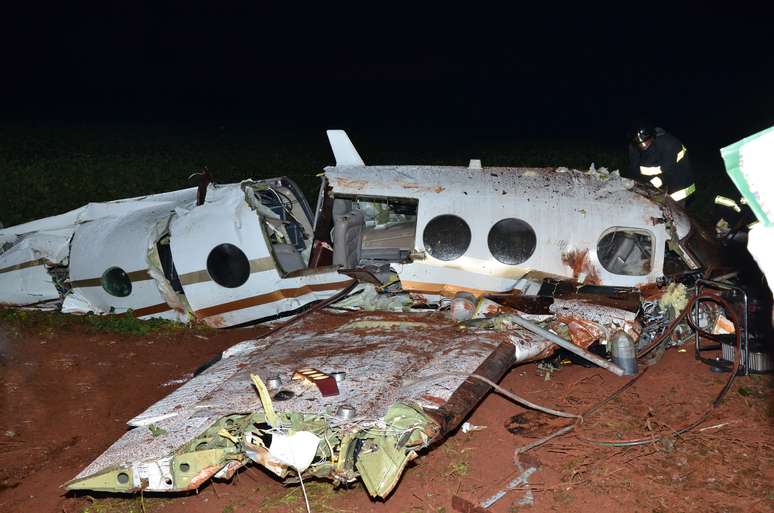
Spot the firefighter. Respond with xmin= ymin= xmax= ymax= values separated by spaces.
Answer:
xmin=628 ymin=126 xmax=696 ymax=206
xmin=713 ymin=194 xmax=758 ymax=238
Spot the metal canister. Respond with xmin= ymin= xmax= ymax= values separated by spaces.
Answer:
xmin=335 ymin=405 xmax=356 ymax=420
xmin=450 ymin=292 xmax=476 ymax=322
xmin=266 ymin=375 xmax=282 ymax=390
xmin=610 ymin=331 xmax=638 ymax=375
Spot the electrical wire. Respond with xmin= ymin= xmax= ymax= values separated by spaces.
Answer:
xmin=256 ymin=280 xmax=359 ymax=341
xmin=465 ymin=373 xmax=581 ymax=419
xmin=581 ymin=292 xmax=742 ymax=447
xmin=401 ymin=371 xmax=581 ymax=419
xmin=514 ymin=367 xmax=649 ymax=454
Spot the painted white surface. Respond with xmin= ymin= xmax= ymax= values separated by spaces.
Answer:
xmin=326 ymin=165 xmax=668 ymax=288
xmin=65 ymin=203 xmax=186 ymax=318
xmin=740 ymin=129 xmax=774 ymax=222
xmin=0 ymin=228 xmax=72 ymax=305
xmin=1 ymin=189 xmax=197 ymax=310
xmin=170 ymin=184 xmax=345 ymax=326
xmin=0 ymin=188 xmax=197 ymax=239
xmin=748 ymin=224 xmax=774 ymax=296
xmin=75 ymin=311 xmax=548 ymax=483
xmin=326 ymin=130 xmax=365 ymax=166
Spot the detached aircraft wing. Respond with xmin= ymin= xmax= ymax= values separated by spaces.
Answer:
xmin=67 ymin=309 xmax=552 ymax=498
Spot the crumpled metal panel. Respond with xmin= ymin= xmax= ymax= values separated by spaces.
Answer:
xmin=73 ymin=310 xmax=548 ymax=487
xmin=0 ymin=228 xmax=72 ymax=306
xmin=0 ymin=188 xmax=198 ymax=310
xmin=168 ymin=184 xmax=347 ymax=327
xmin=550 ymin=298 xmax=636 ymax=324
xmin=0 ymin=188 xmax=198 ymax=240
xmin=65 ymin=203 xmax=186 ymax=319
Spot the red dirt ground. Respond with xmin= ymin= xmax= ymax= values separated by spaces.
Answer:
xmin=1 ymin=314 xmax=772 ymax=513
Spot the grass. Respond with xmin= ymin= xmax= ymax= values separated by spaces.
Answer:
xmin=440 ymin=438 xmax=472 ymax=479
xmin=79 ymin=496 xmax=168 ymax=513
xmin=0 ymin=122 xmax=329 ymax=228
xmin=0 ymin=307 xmax=199 ymax=336
xmin=257 ymin=480 xmax=354 ymax=513
xmin=0 ymin=121 xmax=736 ymax=228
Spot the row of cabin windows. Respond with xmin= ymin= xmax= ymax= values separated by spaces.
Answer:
xmin=99 ymin=221 xmax=655 ymax=298
xmin=99 ymin=243 xmax=251 ymax=296
xmin=422 ymin=215 xmax=537 ymax=265
xmin=422 ymin=214 xmax=653 ymax=276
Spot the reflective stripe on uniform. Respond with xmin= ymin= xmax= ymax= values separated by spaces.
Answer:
xmin=640 ymin=165 xmax=662 ymax=176
xmin=714 ymin=195 xmax=741 ymax=212
xmin=649 ymin=176 xmax=663 ymax=188
xmin=676 ymin=145 xmax=687 ymax=162
xmin=747 ymin=220 xmax=759 ymax=230
xmin=670 ymin=183 xmax=696 ymax=202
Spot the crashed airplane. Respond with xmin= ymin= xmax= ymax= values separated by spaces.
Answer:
xmin=0 ymin=130 xmax=766 ymax=499
xmin=0 ymin=131 xmax=717 ymax=321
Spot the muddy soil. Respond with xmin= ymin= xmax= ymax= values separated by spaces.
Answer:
xmin=1 ymin=315 xmax=772 ymax=513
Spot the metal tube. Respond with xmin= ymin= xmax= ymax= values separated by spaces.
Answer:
xmin=508 ymin=314 xmax=626 ymax=376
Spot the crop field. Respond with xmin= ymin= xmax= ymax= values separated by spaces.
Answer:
xmin=0 ymin=122 xmax=733 ymax=228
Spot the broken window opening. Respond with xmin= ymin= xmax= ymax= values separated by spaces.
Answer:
xmin=206 ymin=243 xmax=250 ymax=288
xmin=596 ymin=228 xmax=654 ymax=276
xmin=101 ymin=266 xmax=133 ymax=297
xmin=331 ymin=194 xmax=419 ymax=268
xmin=47 ymin=264 xmax=71 ymax=296
xmin=257 ymin=188 xmax=308 ymax=252
xmin=488 ymin=218 xmax=537 ymax=265
xmin=245 ymin=180 xmax=315 ymax=275
xmin=157 ymin=237 xmax=184 ymax=294
xmin=423 ymin=214 xmax=471 ymax=261
xmin=309 ymin=179 xmax=335 ymax=268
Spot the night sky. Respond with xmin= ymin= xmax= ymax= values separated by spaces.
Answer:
xmin=3 ymin=4 xmax=772 ymax=148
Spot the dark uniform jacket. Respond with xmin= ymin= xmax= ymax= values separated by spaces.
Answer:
xmin=628 ymin=128 xmax=695 ymax=201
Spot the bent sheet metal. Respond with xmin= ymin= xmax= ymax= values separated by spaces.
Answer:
xmin=66 ymin=310 xmax=553 ymax=497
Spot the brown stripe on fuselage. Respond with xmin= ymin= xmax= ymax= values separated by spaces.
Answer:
xmin=130 ymin=302 xmax=174 ymax=317
xmin=0 ymin=258 xmax=49 ymax=275
xmin=69 ymin=269 xmax=153 ymax=289
xmin=195 ymin=280 xmax=353 ymax=318
xmin=178 ymin=257 xmax=276 ymax=286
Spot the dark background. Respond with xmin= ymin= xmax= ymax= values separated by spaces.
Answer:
xmin=1 ymin=3 xmax=772 ymax=225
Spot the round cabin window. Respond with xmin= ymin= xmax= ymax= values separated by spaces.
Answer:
xmin=101 ymin=267 xmax=132 ymax=297
xmin=422 ymin=215 xmax=471 ymax=261
xmin=487 ymin=218 xmax=537 ymax=265
xmin=206 ymin=243 xmax=250 ymax=288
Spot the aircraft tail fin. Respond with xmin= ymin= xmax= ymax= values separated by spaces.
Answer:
xmin=326 ymin=130 xmax=365 ymax=166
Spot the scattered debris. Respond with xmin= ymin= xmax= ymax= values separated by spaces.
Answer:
xmin=0 ymin=129 xmax=767 ymax=508
xmin=480 ymin=461 xmax=538 ymax=509
xmin=460 ymin=422 xmax=486 ymax=433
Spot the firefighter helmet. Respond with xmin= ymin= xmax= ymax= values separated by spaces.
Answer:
xmin=633 ymin=126 xmax=654 ymax=145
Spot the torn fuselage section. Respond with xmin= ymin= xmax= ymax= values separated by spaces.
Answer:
xmin=0 ymin=177 xmax=352 ymax=327
xmin=0 ymin=189 xmax=199 ymax=317
xmin=0 ymin=229 xmax=72 ymax=308
xmin=321 ymin=163 xmax=704 ymax=300
xmin=167 ymin=179 xmax=348 ymax=327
